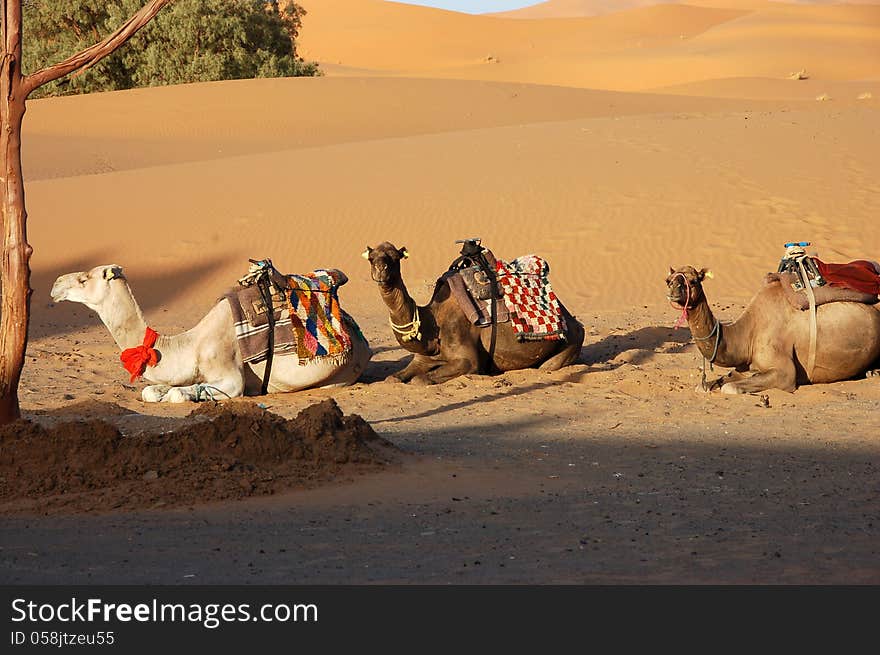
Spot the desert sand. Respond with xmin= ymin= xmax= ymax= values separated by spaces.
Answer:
xmin=1 ymin=0 xmax=879 ymax=583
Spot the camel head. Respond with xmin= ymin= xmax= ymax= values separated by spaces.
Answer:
xmin=362 ymin=242 xmax=408 ymax=287
xmin=666 ymin=266 xmax=712 ymax=308
xmin=50 ymin=264 xmax=125 ymax=309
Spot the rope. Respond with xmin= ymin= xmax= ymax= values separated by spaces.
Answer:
xmin=194 ymin=384 xmax=232 ymax=402
xmin=449 ymin=246 xmax=499 ymax=365
xmin=389 ymin=303 xmax=421 ymax=342
xmin=670 ymin=272 xmax=691 ymax=329
xmin=798 ymin=257 xmax=819 ymax=379
xmin=256 ymin=272 xmax=276 ymax=395
xmin=694 ymin=319 xmax=722 ymax=391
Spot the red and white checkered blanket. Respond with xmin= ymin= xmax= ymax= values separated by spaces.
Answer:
xmin=496 ymin=255 xmax=566 ymax=341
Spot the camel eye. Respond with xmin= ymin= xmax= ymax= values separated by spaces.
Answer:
xmin=77 ymin=275 xmax=88 ymax=285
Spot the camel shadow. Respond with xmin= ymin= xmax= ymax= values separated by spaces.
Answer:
xmin=370 ymin=377 xmax=570 ymax=424
xmin=30 ymin=254 xmax=235 ymax=340
xmin=580 ymin=326 xmax=692 ymax=366
xmin=362 ymin=354 xmax=411 ymax=383
xmin=361 ymin=324 xmax=693 ymax=390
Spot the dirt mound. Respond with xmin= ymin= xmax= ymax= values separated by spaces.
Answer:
xmin=0 ymin=399 xmax=397 ymax=514
xmin=30 ymin=399 xmax=137 ymax=418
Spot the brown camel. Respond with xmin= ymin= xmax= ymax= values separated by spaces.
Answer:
xmin=364 ymin=242 xmax=585 ymax=384
xmin=665 ymin=265 xmax=880 ymax=393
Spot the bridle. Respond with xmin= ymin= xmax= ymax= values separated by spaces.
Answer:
xmin=668 ymin=271 xmax=723 ymax=390
xmin=667 ymin=271 xmax=694 ymax=328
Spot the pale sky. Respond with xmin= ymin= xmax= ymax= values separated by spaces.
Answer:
xmin=386 ymin=1 xmax=544 ymax=14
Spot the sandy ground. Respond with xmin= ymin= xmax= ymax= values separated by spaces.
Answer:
xmin=1 ymin=0 xmax=879 ymax=584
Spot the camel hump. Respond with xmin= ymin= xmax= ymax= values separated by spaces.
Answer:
xmin=764 ymin=272 xmax=783 ymax=286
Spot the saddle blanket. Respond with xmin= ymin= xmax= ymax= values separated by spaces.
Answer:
xmin=287 ymin=269 xmax=353 ymax=362
xmin=226 ymin=268 xmax=353 ymax=365
xmin=496 ymin=255 xmax=566 ymax=341
xmin=815 ymin=258 xmax=880 ymax=296
xmin=225 ymin=286 xmax=295 ymax=365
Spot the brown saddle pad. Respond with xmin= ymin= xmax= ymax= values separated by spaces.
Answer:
xmin=444 ymin=269 xmax=509 ymax=326
xmin=224 ymin=285 xmax=296 ymax=364
xmin=231 ymin=282 xmax=287 ymax=327
xmin=459 ymin=264 xmax=502 ymax=300
xmin=767 ymin=272 xmax=879 ymax=310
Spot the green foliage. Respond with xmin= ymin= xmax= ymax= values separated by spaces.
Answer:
xmin=23 ymin=0 xmax=320 ymax=98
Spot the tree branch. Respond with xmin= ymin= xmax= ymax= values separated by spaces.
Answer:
xmin=21 ymin=0 xmax=175 ymax=97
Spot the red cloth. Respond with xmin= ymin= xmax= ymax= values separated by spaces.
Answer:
xmin=814 ymin=258 xmax=880 ymax=296
xmin=120 ymin=327 xmax=159 ymax=382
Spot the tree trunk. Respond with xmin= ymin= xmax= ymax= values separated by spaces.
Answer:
xmin=0 ymin=0 xmax=173 ymax=425
xmin=0 ymin=2 xmax=31 ymax=423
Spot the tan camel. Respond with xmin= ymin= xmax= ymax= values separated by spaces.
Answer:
xmin=50 ymin=265 xmax=371 ymax=402
xmin=665 ymin=266 xmax=880 ymax=393
xmin=364 ymin=242 xmax=584 ymax=384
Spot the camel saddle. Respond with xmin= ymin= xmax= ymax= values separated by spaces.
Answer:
xmin=225 ymin=263 xmax=297 ymax=365
xmin=443 ymin=241 xmax=566 ymax=342
xmin=225 ymin=259 xmax=354 ymax=366
xmin=443 ymin=244 xmax=509 ymax=326
xmin=769 ymin=258 xmax=880 ymax=311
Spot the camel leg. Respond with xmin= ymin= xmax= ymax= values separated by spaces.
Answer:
xmin=160 ymin=377 xmax=245 ymax=403
xmin=410 ymin=336 xmax=480 ymax=385
xmin=142 ymin=385 xmax=172 ymax=402
xmin=538 ymin=313 xmax=585 ymax=371
xmin=417 ymin=357 xmax=478 ymax=385
xmin=389 ymin=354 xmax=439 ymax=383
xmin=720 ymin=364 xmax=796 ymax=394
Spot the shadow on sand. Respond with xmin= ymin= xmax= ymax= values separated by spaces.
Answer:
xmin=30 ymin=254 xmax=235 ymax=339
xmin=580 ymin=325 xmax=693 ymax=366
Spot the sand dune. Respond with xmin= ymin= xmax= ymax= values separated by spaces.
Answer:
xmin=23 ymin=0 xmax=880 ymax=331
xmin=492 ymin=0 xmax=682 ymax=19
xmin=299 ymin=0 xmax=880 ymax=92
xmin=10 ymin=0 xmax=880 ymax=584
xmin=23 ymin=77 xmax=782 ymax=181
xmin=493 ymin=0 xmax=880 ymax=19
xmin=25 ymin=83 xmax=879 ymax=329
xmin=22 ymin=0 xmax=878 ymax=329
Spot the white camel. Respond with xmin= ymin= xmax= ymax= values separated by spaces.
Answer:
xmin=50 ymin=264 xmax=371 ymax=402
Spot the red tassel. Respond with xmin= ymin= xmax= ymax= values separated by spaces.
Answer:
xmin=120 ymin=327 xmax=159 ymax=383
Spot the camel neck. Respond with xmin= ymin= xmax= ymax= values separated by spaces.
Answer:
xmin=93 ymin=281 xmax=150 ymax=350
xmin=379 ymin=281 xmax=416 ymax=326
xmin=379 ymin=279 xmax=430 ymax=353
xmin=687 ymin=296 xmax=747 ymax=368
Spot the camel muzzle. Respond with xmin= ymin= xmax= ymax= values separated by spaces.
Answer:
xmin=371 ymin=266 xmax=395 ymax=285
xmin=50 ymin=279 xmax=72 ymax=303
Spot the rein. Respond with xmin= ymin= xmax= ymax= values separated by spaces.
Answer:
xmin=694 ymin=318 xmax=722 ymax=391
xmin=693 ymin=317 xmax=722 ymax=364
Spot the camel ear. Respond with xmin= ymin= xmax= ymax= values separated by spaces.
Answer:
xmin=669 ymin=267 xmax=676 ymax=275
xmin=103 ymin=266 xmax=123 ymax=281
xmin=399 ymin=247 xmax=409 ymax=259
xmin=699 ymin=268 xmax=713 ymax=281
xmin=361 ymin=247 xmax=372 ymax=260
